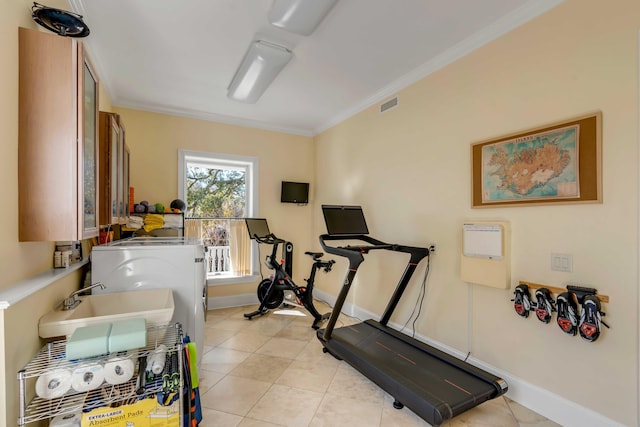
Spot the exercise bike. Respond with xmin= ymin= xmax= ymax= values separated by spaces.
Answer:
xmin=243 ymin=218 xmax=335 ymax=330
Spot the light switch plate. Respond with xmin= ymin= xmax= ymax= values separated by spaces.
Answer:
xmin=551 ymin=253 xmax=573 ymax=272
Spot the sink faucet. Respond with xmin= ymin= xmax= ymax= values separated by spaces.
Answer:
xmin=63 ymin=282 xmax=106 ymax=311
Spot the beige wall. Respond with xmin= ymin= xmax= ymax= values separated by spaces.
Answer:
xmin=314 ymin=0 xmax=638 ymax=425
xmin=0 ymin=1 xmax=68 ymax=424
xmin=114 ymin=108 xmax=315 ymax=296
xmin=2 ymin=0 xmax=639 ymax=425
xmin=0 ymin=1 xmax=110 ymax=425
xmin=0 ymin=0 xmax=112 ymax=290
xmin=2 ymin=270 xmax=83 ymax=427
xmin=0 ymin=2 xmax=56 ymax=290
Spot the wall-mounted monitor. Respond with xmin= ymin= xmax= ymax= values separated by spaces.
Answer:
xmin=281 ymin=181 xmax=309 ymax=204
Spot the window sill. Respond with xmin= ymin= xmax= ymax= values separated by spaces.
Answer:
xmin=206 ymin=274 xmax=261 ymax=286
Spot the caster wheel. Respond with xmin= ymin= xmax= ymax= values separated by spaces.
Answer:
xmin=393 ymin=400 xmax=404 ymax=409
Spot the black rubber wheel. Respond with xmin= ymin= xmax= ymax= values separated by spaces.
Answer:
xmin=393 ymin=400 xmax=404 ymax=409
xmin=257 ymin=279 xmax=284 ymax=309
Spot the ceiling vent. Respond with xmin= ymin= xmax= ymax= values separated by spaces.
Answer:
xmin=380 ymin=97 xmax=398 ymax=113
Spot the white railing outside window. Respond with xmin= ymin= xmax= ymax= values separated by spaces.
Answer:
xmin=185 ymin=218 xmax=250 ymax=280
xmin=207 ymin=245 xmax=231 ymax=275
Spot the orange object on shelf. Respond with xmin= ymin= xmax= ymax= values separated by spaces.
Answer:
xmin=99 ymin=230 xmax=113 ymax=244
xmin=129 ymin=187 xmax=135 ymax=213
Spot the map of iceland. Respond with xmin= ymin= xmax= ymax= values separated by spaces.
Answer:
xmin=482 ymin=125 xmax=579 ymax=203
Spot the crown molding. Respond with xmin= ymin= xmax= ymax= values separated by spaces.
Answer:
xmin=314 ymin=0 xmax=565 ymax=135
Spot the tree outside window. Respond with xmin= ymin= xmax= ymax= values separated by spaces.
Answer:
xmin=179 ymin=150 xmax=258 ymax=279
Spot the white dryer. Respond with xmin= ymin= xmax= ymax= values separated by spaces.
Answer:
xmin=91 ymin=237 xmax=206 ymax=365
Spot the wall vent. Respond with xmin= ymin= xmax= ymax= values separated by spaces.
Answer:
xmin=380 ymin=97 xmax=398 ymax=113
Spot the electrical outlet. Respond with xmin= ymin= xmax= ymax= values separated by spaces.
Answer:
xmin=551 ymin=253 xmax=572 ymax=272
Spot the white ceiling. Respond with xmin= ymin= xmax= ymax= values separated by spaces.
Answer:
xmin=69 ymin=0 xmax=563 ymax=136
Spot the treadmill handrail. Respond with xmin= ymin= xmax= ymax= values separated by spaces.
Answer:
xmin=318 ymin=233 xmax=430 ymax=339
xmin=319 ymin=234 xmax=391 ymax=272
xmin=319 ymin=234 xmax=427 ymax=263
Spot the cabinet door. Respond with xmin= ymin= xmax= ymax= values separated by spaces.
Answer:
xmin=123 ymin=145 xmax=131 ymax=218
xmin=117 ymin=123 xmax=127 ymax=223
xmin=109 ymin=116 xmax=120 ymax=224
xmin=18 ymin=27 xmax=99 ymax=241
xmin=80 ymin=56 xmax=99 ymax=238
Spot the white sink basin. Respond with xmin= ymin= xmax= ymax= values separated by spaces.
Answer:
xmin=38 ymin=288 xmax=174 ymax=338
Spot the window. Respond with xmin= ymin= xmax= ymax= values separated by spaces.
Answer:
xmin=178 ymin=150 xmax=259 ymax=282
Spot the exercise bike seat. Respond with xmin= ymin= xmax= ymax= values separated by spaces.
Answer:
xmin=305 ymin=251 xmax=324 ymax=260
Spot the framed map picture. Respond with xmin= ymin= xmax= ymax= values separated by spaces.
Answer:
xmin=471 ymin=112 xmax=602 ymax=208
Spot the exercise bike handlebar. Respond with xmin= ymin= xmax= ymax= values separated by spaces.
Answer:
xmin=253 ymin=233 xmax=285 ymax=245
xmin=253 ymin=233 xmax=286 ymax=271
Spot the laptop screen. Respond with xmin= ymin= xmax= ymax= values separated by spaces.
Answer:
xmin=245 ymin=218 xmax=271 ymax=240
xmin=322 ymin=205 xmax=369 ymax=236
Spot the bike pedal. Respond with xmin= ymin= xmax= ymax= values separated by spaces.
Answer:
xmin=534 ymin=288 xmax=555 ymax=324
xmin=579 ymin=294 xmax=607 ymax=342
xmin=512 ymin=284 xmax=531 ymax=318
xmin=556 ymin=291 xmax=578 ymax=336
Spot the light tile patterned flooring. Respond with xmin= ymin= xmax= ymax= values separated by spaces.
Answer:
xmin=197 ymin=302 xmax=561 ymax=427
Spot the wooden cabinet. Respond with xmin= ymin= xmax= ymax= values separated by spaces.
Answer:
xmin=18 ymin=27 xmax=99 ymax=241
xmin=98 ymin=112 xmax=121 ymax=225
xmin=98 ymin=112 xmax=129 ymax=226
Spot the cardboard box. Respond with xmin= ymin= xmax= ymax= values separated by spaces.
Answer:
xmin=81 ymin=396 xmax=180 ymax=427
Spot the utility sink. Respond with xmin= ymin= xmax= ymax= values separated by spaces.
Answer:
xmin=38 ymin=288 xmax=174 ymax=338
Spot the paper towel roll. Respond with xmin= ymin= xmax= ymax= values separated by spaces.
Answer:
xmin=146 ymin=344 xmax=167 ymax=375
xmin=70 ymin=363 xmax=104 ymax=392
xmin=36 ymin=368 xmax=71 ymax=399
xmin=104 ymin=357 xmax=135 ymax=385
xmin=49 ymin=412 xmax=81 ymax=427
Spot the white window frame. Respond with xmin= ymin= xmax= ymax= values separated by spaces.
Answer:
xmin=178 ymin=149 xmax=260 ymax=284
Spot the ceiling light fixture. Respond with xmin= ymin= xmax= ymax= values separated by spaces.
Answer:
xmin=268 ymin=0 xmax=338 ymax=36
xmin=227 ymin=40 xmax=292 ymax=103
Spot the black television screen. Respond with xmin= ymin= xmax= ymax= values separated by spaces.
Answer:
xmin=322 ymin=205 xmax=369 ymax=236
xmin=281 ymin=181 xmax=309 ymax=204
xmin=245 ymin=218 xmax=271 ymax=239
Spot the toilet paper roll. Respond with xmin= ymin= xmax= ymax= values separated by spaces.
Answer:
xmin=70 ymin=363 xmax=104 ymax=392
xmin=49 ymin=412 xmax=81 ymax=427
xmin=103 ymin=357 xmax=135 ymax=385
xmin=35 ymin=368 xmax=71 ymax=399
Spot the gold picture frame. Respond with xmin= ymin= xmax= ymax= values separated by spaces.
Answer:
xmin=471 ymin=112 xmax=602 ymax=208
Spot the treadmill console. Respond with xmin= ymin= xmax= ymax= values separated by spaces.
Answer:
xmin=322 ymin=205 xmax=369 ymax=236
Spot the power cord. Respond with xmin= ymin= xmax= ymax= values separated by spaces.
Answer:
xmin=400 ymin=254 xmax=431 ymax=338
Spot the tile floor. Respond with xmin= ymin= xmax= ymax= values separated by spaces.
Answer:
xmin=197 ymin=302 xmax=561 ymax=427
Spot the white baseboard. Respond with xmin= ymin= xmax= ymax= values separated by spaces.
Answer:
xmin=208 ymin=293 xmax=257 ymax=310
xmin=311 ymin=289 xmax=623 ymax=427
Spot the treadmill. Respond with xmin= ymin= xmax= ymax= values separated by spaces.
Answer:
xmin=317 ymin=205 xmax=508 ymax=426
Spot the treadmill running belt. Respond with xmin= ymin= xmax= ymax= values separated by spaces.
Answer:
xmin=321 ymin=320 xmax=506 ymax=425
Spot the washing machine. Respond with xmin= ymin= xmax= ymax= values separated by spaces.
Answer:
xmin=91 ymin=237 xmax=206 ymax=364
